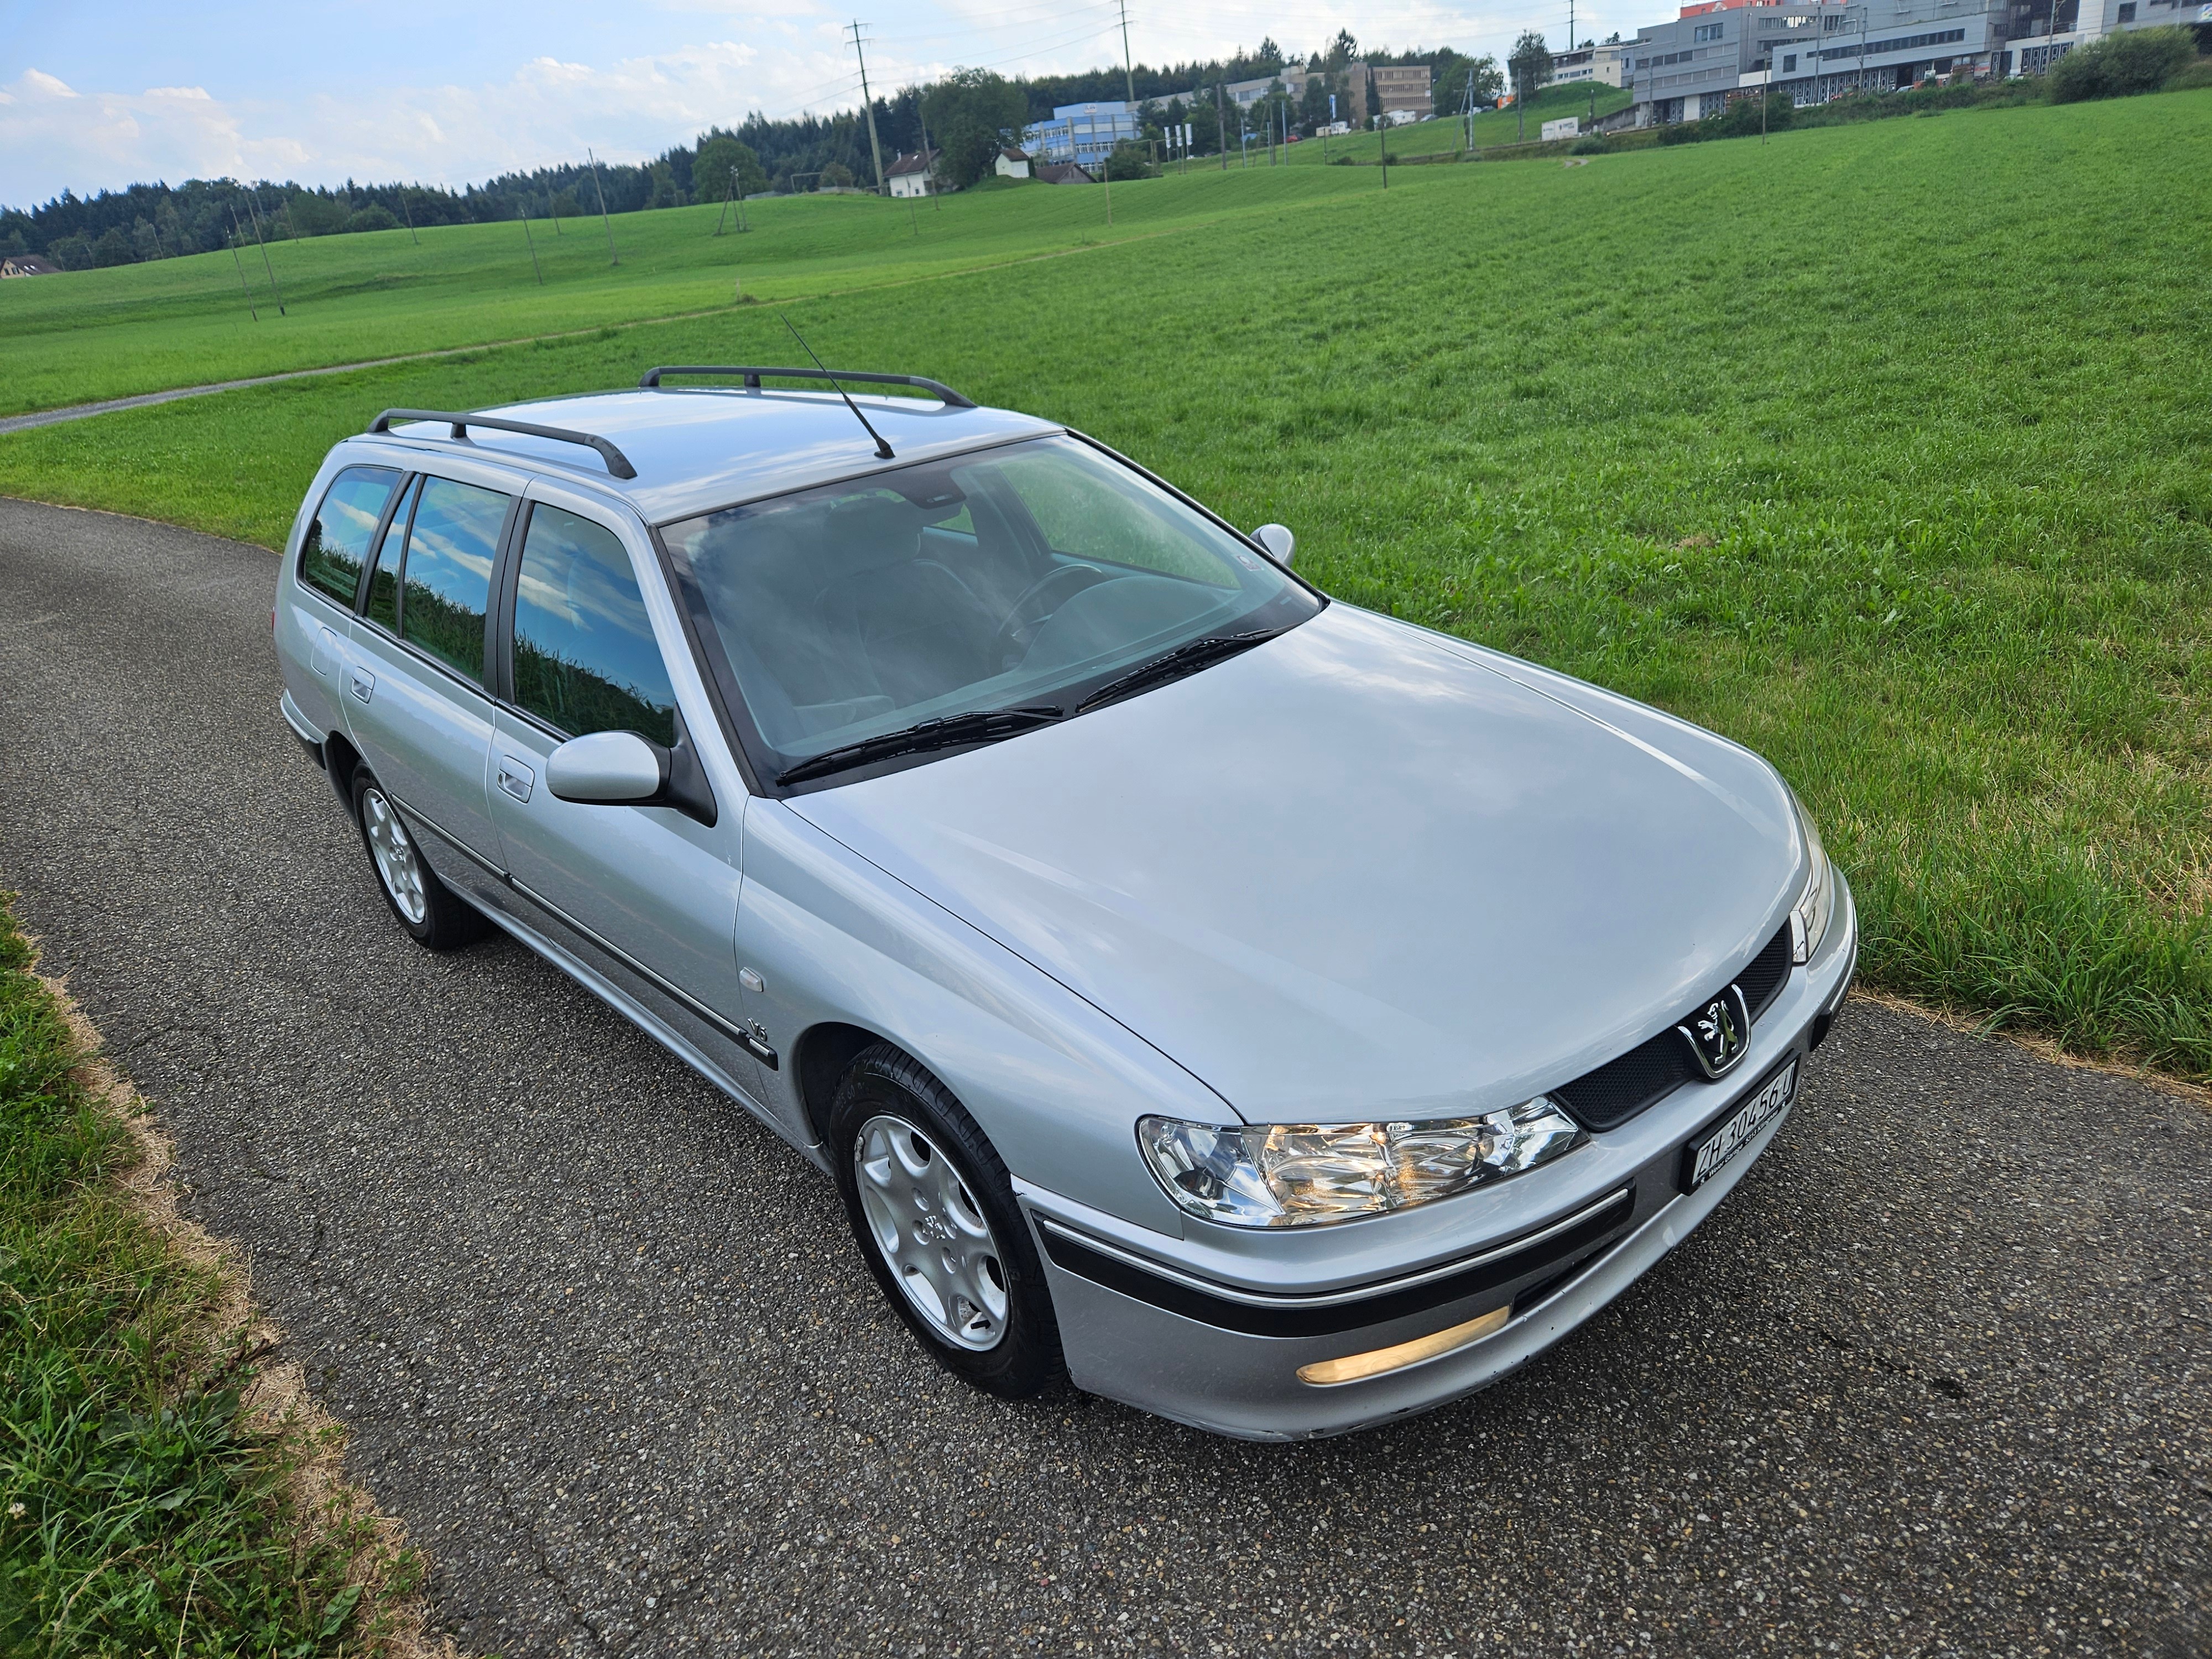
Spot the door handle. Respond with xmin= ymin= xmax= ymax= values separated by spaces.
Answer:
xmin=497 ymin=755 xmax=535 ymax=803
xmin=348 ymin=666 xmax=375 ymax=703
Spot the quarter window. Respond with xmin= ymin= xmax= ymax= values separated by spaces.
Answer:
xmin=299 ymin=466 xmax=399 ymax=607
xmin=510 ymin=504 xmax=677 ymax=746
xmin=397 ymin=477 xmax=508 ymax=684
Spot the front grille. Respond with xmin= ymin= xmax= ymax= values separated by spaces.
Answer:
xmin=1551 ymin=921 xmax=1794 ymax=1132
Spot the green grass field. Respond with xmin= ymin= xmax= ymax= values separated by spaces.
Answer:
xmin=0 ymin=167 xmax=1392 ymax=418
xmin=3 ymin=88 xmax=2209 ymax=1077
xmin=1257 ymin=80 xmax=1635 ymax=164
xmin=0 ymin=900 xmax=416 ymax=1652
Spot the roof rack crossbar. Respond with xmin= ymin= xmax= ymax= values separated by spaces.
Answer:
xmin=367 ymin=408 xmax=638 ymax=480
xmin=638 ymin=365 xmax=977 ymax=409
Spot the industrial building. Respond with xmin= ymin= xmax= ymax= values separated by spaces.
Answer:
xmin=1025 ymin=102 xmax=1140 ymax=168
xmin=1627 ymin=0 xmax=2205 ymax=124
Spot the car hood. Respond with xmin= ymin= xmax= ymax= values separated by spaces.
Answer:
xmin=787 ymin=604 xmax=1804 ymax=1124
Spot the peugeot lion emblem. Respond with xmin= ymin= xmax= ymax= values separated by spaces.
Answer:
xmin=1678 ymin=984 xmax=1752 ymax=1078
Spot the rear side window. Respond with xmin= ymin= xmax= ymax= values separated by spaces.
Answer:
xmin=398 ymin=477 xmax=508 ymax=684
xmin=511 ymin=504 xmax=677 ymax=746
xmin=364 ymin=476 xmax=417 ymax=633
xmin=299 ymin=466 xmax=399 ymax=607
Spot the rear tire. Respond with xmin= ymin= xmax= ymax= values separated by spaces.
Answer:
xmin=349 ymin=768 xmax=486 ymax=952
xmin=829 ymin=1044 xmax=1066 ymax=1399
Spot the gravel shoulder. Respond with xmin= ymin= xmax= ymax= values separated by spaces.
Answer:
xmin=1 ymin=495 xmax=2205 ymax=1657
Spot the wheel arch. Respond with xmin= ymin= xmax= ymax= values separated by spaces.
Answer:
xmin=794 ymin=1020 xmax=896 ymax=1150
xmin=322 ymin=730 xmax=364 ymax=817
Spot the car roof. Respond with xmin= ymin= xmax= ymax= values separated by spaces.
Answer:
xmin=367 ymin=387 xmax=1061 ymax=525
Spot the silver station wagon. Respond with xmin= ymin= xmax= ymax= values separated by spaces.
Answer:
xmin=273 ymin=367 xmax=1856 ymax=1439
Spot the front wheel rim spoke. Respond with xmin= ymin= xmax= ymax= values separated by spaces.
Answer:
xmin=853 ymin=1112 xmax=1008 ymax=1352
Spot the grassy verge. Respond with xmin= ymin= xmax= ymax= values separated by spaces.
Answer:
xmin=1 ymin=92 xmax=2207 ymax=1081
xmin=0 ymin=897 xmax=432 ymax=1655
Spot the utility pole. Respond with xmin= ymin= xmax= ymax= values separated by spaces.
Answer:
xmin=848 ymin=22 xmax=888 ymax=196
xmin=242 ymin=188 xmax=286 ymax=314
xmin=548 ymin=186 xmax=560 ymax=235
xmin=917 ymin=108 xmax=941 ymax=209
xmin=1217 ymin=82 xmax=1228 ymax=169
xmin=226 ymin=210 xmax=259 ymax=321
xmin=401 ymin=191 xmax=419 ymax=245
xmin=587 ymin=149 xmax=619 ymax=265
xmin=521 ymin=204 xmax=544 ymax=284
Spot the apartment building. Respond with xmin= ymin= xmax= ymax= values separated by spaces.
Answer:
xmin=1547 ymin=41 xmax=1637 ymax=86
xmin=1371 ymin=63 xmax=1436 ymax=117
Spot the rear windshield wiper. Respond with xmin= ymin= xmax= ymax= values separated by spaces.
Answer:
xmin=1075 ymin=629 xmax=1284 ymax=716
xmin=775 ymin=705 xmax=1064 ymax=786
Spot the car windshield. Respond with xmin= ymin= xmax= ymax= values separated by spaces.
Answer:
xmin=661 ymin=435 xmax=1321 ymax=784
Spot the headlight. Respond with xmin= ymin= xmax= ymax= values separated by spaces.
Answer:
xmin=1137 ymin=1099 xmax=1584 ymax=1228
xmin=1792 ymin=792 xmax=1835 ymax=964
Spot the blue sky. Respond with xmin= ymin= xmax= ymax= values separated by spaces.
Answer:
xmin=0 ymin=0 xmax=1628 ymax=204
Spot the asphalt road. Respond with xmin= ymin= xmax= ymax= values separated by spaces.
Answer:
xmin=1 ymin=495 xmax=2205 ymax=1658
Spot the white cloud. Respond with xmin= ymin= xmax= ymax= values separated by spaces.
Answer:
xmin=0 ymin=36 xmax=866 ymax=202
xmin=1 ymin=0 xmax=1610 ymax=204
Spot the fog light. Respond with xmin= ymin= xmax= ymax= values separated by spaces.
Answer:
xmin=1296 ymin=1304 xmax=1512 ymax=1386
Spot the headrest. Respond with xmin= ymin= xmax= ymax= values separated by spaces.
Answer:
xmin=815 ymin=492 xmax=924 ymax=582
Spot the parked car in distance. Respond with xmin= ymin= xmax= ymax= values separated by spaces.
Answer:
xmin=272 ymin=366 xmax=1855 ymax=1439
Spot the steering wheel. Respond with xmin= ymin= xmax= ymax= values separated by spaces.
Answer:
xmin=990 ymin=563 xmax=1109 ymax=669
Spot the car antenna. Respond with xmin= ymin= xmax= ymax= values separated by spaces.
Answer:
xmin=779 ymin=312 xmax=894 ymax=460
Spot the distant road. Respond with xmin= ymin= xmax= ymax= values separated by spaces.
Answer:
xmin=1 ymin=495 xmax=2204 ymax=1657
xmin=0 ymin=357 xmax=456 ymax=435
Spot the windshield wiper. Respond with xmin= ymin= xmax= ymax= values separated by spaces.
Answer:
xmin=774 ymin=705 xmax=1064 ymax=786
xmin=1075 ymin=629 xmax=1284 ymax=716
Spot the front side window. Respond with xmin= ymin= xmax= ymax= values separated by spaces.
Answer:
xmin=299 ymin=466 xmax=399 ymax=607
xmin=397 ymin=477 xmax=508 ymax=683
xmin=511 ymin=504 xmax=677 ymax=746
xmin=664 ymin=435 xmax=1321 ymax=786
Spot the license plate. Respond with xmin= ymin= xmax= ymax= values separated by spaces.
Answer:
xmin=1679 ymin=1056 xmax=1798 ymax=1193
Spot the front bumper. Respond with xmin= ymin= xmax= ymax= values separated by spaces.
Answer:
xmin=1019 ymin=878 xmax=1857 ymax=1441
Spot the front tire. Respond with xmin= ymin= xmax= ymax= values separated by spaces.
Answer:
xmin=828 ymin=1045 xmax=1065 ymax=1398
xmin=349 ymin=769 xmax=486 ymax=952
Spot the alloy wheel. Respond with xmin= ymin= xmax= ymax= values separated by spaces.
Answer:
xmin=362 ymin=786 xmax=428 ymax=925
xmin=853 ymin=1114 xmax=1010 ymax=1351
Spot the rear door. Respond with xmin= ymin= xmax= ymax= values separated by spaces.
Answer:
xmin=483 ymin=481 xmax=770 ymax=1113
xmin=340 ymin=461 xmax=521 ymax=901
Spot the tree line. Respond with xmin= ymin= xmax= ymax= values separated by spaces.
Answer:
xmin=1 ymin=29 xmax=1549 ymax=268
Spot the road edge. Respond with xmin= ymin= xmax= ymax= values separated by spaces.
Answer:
xmin=36 ymin=964 xmax=473 ymax=1659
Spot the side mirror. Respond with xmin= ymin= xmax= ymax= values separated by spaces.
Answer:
xmin=547 ymin=730 xmax=666 ymax=805
xmin=1252 ymin=523 xmax=1295 ymax=567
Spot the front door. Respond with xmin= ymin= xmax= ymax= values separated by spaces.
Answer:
xmin=483 ymin=489 xmax=766 ymax=1109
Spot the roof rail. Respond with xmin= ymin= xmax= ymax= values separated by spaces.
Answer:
xmin=638 ymin=365 xmax=977 ymax=409
xmin=366 ymin=409 xmax=638 ymax=481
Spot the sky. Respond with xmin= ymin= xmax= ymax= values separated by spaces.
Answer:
xmin=0 ymin=0 xmax=1635 ymax=206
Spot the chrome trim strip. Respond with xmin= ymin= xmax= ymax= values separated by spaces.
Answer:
xmin=385 ymin=791 xmax=505 ymax=879
xmin=1035 ymin=1186 xmax=1635 ymax=1312
xmin=506 ymin=875 xmax=772 ymax=1066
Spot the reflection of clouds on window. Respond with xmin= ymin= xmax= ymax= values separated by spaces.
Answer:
xmin=512 ymin=505 xmax=676 ymax=745
xmin=399 ymin=477 xmax=507 ymax=681
xmin=325 ymin=494 xmax=381 ymax=540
